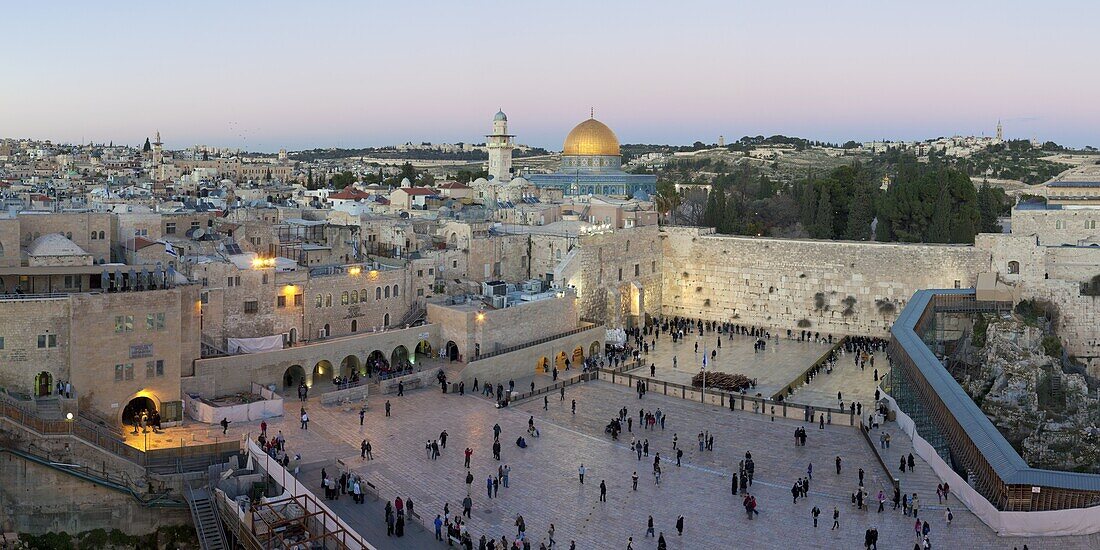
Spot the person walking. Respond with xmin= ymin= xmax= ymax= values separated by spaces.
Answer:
xmin=812 ymin=505 xmax=820 ymax=528
xmin=578 ymin=464 xmax=586 ymax=484
xmin=571 ymin=399 xmax=576 ymax=415
xmin=385 ymin=400 xmax=391 ymax=417
xmin=464 ymin=447 xmax=473 ymax=468
xmin=645 ymin=515 xmax=655 ymax=538
xmin=486 ymin=476 xmax=493 ymax=499
xmin=831 ymin=506 xmax=840 ymax=530
xmin=599 ymin=480 xmax=607 ymax=502
xmin=220 ymin=417 xmax=230 ymax=434
xmin=300 ymin=411 xmax=309 ymax=430
xmin=462 ymin=495 xmax=472 ymax=518
xmin=835 ymin=455 xmax=842 ymax=475
xmin=675 ymin=515 xmax=684 ymax=536
xmin=359 ymin=408 xmax=365 ymax=426
xmin=632 ymin=471 xmax=639 ymax=491
xmin=657 ymin=533 xmax=667 ymax=550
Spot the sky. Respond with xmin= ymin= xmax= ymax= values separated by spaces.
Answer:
xmin=3 ymin=0 xmax=1099 ymax=151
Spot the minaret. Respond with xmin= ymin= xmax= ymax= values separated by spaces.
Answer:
xmin=151 ymin=131 xmax=164 ymax=180
xmin=486 ymin=109 xmax=514 ymax=182
xmin=996 ymin=120 xmax=1003 ymax=142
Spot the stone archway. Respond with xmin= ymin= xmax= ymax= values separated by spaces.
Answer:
xmin=284 ymin=365 xmax=305 ymax=388
xmin=367 ymin=350 xmax=388 ymax=376
xmin=391 ymin=346 xmax=410 ymax=371
xmin=555 ymin=351 xmax=568 ymax=370
xmin=590 ymin=341 xmax=601 ymax=358
xmin=415 ymin=340 xmax=433 ymax=364
xmin=536 ymin=356 xmax=550 ymax=373
xmin=339 ymin=355 xmax=361 ymax=378
xmin=119 ymin=393 xmax=161 ymax=430
xmin=312 ymin=360 xmax=332 ymax=387
xmin=446 ymin=341 xmax=459 ymax=361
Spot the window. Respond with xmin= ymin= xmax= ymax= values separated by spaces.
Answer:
xmin=626 ymin=240 xmax=630 ymax=252
xmin=262 ymin=273 xmax=268 ymax=285
xmin=277 ymin=295 xmax=287 ymax=308
xmin=125 ymin=363 xmax=134 ymax=380
xmin=146 ymin=361 xmax=155 ymax=378
xmin=0 ymin=336 xmax=4 ymax=349
xmin=417 ymin=269 xmax=423 ymax=277
xmin=428 ymin=268 xmax=434 ymax=275
xmin=393 ymin=285 xmax=399 ymax=297
xmin=90 ymin=231 xmax=98 ymax=240
xmin=341 ymin=291 xmax=349 ymax=305
xmin=618 ymin=268 xmax=622 ymax=281
xmin=417 ymin=288 xmax=424 ymax=297
xmin=244 ymin=301 xmax=258 ymax=313
xmin=1088 ymin=220 xmax=1098 ymax=230
xmin=228 ymin=277 xmax=235 ymax=287
xmin=954 ymin=280 xmax=961 ymax=289
xmin=115 ymin=364 xmax=124 ymax=381
xmin=98 ymin=231 xmax=105 ymax=240
xmin=63 ymin=275 xmax=76 ymax=288
xmin=190 ymin=221 xmax=200 ymax=230
xmin=325 ymin=294 xmax=332 ymax=307
xmin=1056 ymin=220 xmax=1067 ymax=230
xmin=351 ymin=320 xmax=358 ymax=332
xmin=166 ymin=222 xmax=176 ymax=235
xmin=294 ymin=294 xmax=303 ymax=306
xmin=452 ymin=260 xmax=458 ymax=269
xmin=634 ymin=264 xmax=640 ymax=277
xmin=384 ymin=286 xmax=390 ymax=298
xmin=1008 ymin=261 xmax=1020 ymax=274
xmin=351 ymin=290 xmax=358 ymax=303
xmin=146 ymin=313 xmax=165 ymax=330
xmin=315 ymin=294 xmax=323 ymax=308
xmin=115 ymin=315 xmax=134 ymax=333
xmin=376 ymin=287 xmax=382 ymax=300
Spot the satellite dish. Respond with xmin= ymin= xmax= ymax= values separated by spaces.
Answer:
xmin=192 ymin=228 xmax=206 ymax=240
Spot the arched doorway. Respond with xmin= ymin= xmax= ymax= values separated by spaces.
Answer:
xmin=120 ymin=395 xmax=158 ymax=430
xmin=446 ymin=341 xmax=459 ymax=361
xmin=351 ymin=319 xmax=358 ymax=333
xmin=414 ymin=340 xmax=433 ymax=364
xmin=284 ymin=365 xmax=305 ymax=388
xmin=288 ymin=328 xmax=297 ymax=345
xmin=391 ymin=346 xmax=409 ymax=371
xmin=34 ymin=371 xmax=53 ymax=397
xmin=555 ymin=351 xmax=568 ymax=370
xmin=590 ymin=341 xmax=601 ymax=358
xmin=312 ymin=360 xmax=332 ymax=387
xmin=383 ymin=313 xmax=390 ymax=327
xmin=572 ymin=346 xmax=584 ymax=365
xmin=339 ymin=355 xmax=361 ymax=378
xmin=367 ymin=350 xmax=389 ymax=377
xmin=536 ymin=356 xmax=550 ymax=373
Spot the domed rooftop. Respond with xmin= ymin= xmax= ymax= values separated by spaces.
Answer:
xmin=563 ymin=118 xmax=620 ymax=157
xmin=494 ymin=110 xmax=507 ymax=122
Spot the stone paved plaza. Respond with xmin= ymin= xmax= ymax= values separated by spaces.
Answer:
xmin=158 ymin=377 xmax=1099 ymax=549
xmin=625 ymin=330 xmax=887 ymax=410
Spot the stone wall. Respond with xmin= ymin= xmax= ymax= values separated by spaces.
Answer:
xmin=661 ymin=227 xmax=990 ymax=337
xmin=1010 ymin=206 xmax=1100 ymax=245
xmin=567 ymin=225 xmax=663 ymax=327
xmin=459 ymin=325 xmax=604 ymax=387
xmin=0 ymin=297 xmax=71 ymax=396
xmin=186 ymin=324 xmax=439 ymax=397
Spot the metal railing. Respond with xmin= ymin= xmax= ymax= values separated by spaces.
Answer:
xmin=596 ymin=368 xmax=856 ymax=426
xmin=470 ymin=324 xmax=600 ymax=362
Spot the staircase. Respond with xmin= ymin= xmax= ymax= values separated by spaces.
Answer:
xmin=35 ymin=397 xmax=62 ymax=420
xmin=399 ymin=304 xmax=426 ymax=327
xmin=186 ymin=485 xmax=228 ymax=550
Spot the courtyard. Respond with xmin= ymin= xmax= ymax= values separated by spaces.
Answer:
xmin=166 ymin=374 xmax=1099 ymax=549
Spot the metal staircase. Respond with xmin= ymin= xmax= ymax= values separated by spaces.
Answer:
xmin=186 ymin=484 xmax=228 ymax=550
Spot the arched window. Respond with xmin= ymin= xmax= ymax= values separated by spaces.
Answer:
xmin=361 ymin=288 xmax=367 ymax=301
xmin=341 ymin=291 xmax=349 ymax=305
xmin=91 ymin=231 xmax=97 ymax=240
xmin=392 ymin=284 xmax=399 ymax=297
xmin=384 ymin=286 xmax=390 ymax=299
xmin=99 ymin=231 xmax=105 ymax=240
xmin=0 ymin=242 xmax=4 ymax=257
xmin=1008 ymin=261 xmax=1020 ymax=274
xmin=351 ymin=290 xmax=358 ymax=303
xmin=325 ymin=294 xmax=332 ymax=307
xmin=315 ymin=294 xmax=323 ymax=308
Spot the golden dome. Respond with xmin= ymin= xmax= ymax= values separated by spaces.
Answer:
xmin=563 ymin=118 xmax=620 ymax=156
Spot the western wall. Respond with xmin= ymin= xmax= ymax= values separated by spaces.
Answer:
xmin=657 ymin=227 xmax=991 ymax=337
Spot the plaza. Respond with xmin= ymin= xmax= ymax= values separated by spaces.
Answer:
xmin=180 ymin=367 xmax=1098 ymax=549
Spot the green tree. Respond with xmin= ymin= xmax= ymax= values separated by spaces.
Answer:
xmin=845 ymin=186 xmax=875 ymax=240
xmin=142 ymin=137 xmax=151 ymax=152
xmin=811 ymin=187 xmax=834 ymax=239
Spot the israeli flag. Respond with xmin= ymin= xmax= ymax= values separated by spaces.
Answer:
xmin=163 ymin=241 xmax=178 ymax=257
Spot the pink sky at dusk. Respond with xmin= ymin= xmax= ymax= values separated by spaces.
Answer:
xmin=3 ymin=1 xmax=1097 ymax=151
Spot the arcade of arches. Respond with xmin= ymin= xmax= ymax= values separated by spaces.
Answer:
xmin=280 ymin=341 xmax=447 ymax=388
xmin=535 ymin=341 xmax=601 ymax=374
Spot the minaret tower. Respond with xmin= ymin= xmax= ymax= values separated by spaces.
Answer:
xmin=486 ymin=109 xmax=514 ymax=182
xmin=996 ymin=120 xmax=1003 ymax=142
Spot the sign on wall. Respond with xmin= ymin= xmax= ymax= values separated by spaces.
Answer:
xmin=129 ymin=343 xmax=153 ymax=359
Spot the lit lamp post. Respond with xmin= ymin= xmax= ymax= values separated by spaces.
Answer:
xmin=66 ymin=411 xmax=74 ymax=435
